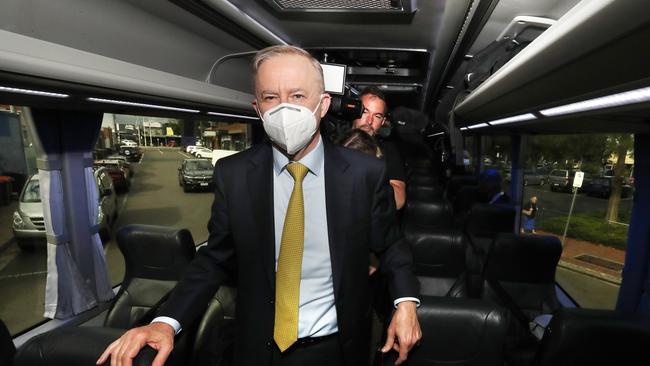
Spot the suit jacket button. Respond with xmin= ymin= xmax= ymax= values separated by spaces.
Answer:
xmin=270 ymin=299 xmax=274 ymax=305
xmin=266 ymin=341 xmax=272 ymax=348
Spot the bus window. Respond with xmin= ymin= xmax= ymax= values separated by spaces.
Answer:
xmin=0 ymin=107 xmax=253 ymax=335
xmin=516 ymin=133 xmax=633 ymax=310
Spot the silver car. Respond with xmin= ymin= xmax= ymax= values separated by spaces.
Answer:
xmin=12 ymin=168 xmax=118 ymax=250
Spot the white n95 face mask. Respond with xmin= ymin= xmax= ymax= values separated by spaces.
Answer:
xmin=259 ymin=97 xmax=322 ymax=155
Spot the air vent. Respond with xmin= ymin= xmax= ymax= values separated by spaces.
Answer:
xmin=265 ymin=0 xmax=416 ymax=13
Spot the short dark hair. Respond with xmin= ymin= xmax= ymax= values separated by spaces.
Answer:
xmin=360 ymin=86 xmax=387 ymax=104
xmin=336 ymin=129 xmax=382 ymax=158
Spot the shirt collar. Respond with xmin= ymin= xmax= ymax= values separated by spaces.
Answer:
xmin=272 ymin=135 xmax=324 ymax=177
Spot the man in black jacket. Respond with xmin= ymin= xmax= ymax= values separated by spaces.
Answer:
xmin=98 ymin=45 xmax=420 ymax=366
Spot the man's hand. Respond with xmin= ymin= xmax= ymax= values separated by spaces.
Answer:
xmin=96 ymin=322 xmax=175 ymax=366
xmin=381 ymin=301 xmax=422 ymax=365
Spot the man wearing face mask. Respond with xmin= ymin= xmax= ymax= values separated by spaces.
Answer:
xmin=98 ymin=45 xmax=421 ymax=366
xmin=352 ymin=87 xmax=407 ymax=210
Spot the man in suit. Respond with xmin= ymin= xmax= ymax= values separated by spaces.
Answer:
xmin=98 ymin=45 xmax=421 ymax=366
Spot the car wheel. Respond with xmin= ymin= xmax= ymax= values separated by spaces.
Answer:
xmin=183 ymin=184 xmax=190 ymax=193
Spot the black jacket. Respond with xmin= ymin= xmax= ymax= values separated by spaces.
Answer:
xmin=159 ymin=139 xmax=419 ymax=366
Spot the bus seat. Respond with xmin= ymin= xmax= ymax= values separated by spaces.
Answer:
xmin=403 ymin=199 xmax=452 ymax=237
xmin=0 ymin=319 xmax=15 ymax=366
xmin=409 ymin=230 xmax=467 ymax=298
xmin=445 ymin=175 xmax=478 ymax=202
xmin=406 ymin=184 xmax=445 ymax=202
xmin=452 ymin=185 xmax=481 ymax=227
xmin=14 ymin=225 xmax=197 ymax=366
xmin=104 ymin=224 xmax=196 ymax=328
xmin=190 ymin=286 xmax=237 ymax=366
xmin=408 ymin=174 xmax=441 ymax=188
xmin=463 ymin=204 xmax=516 ymax=297
xmin=383 ymin=297 xmax=509 ymax=366
xmin=481 ymin=234 xmax=562 ymax=366
xmin=481 ymin=234 xmax=562 ymax=319
xmin=534 ymin=307 xmax=650 ymax=366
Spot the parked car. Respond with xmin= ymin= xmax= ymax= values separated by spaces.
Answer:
xmin=12 ymin=169 xmax=118 ymax=250
xmin=586 ymin=176 xmax=632 ymax=198
xmin=106 ymin=155 xmax=134 ymax=177
xmin=185 ymin=145 xmax=197 ymax=154
xmin=548 ymin=169 xmax=590 ymax=192
xmin=178 ymin=159 xmax=214 ymax=192
xmin=119 ymin=139 xmax=138 ymax=147
xmin=505 ymin=169 xmax=546 ymax=186
xmin=119 ymin=145 xmax=142 ymax=162
xmin=94 ymin=159 xmax=131 ymax=192
xmin=193 ymin=147 xmax=213 ymax=159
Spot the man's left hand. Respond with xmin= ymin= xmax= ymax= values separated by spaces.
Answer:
xmin=381 ymin=301 xmax=422 ymax=365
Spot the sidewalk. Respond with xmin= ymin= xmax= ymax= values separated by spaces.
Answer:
xmin=537 ymin=230 xmax=624 ymax=285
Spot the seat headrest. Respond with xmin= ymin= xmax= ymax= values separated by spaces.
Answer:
xmin=407 ymin=184 xmax=445 ymax=202
xmin=407 ymin=297 xmax=509 ymax=365
xmin=404 ymin=199 xmax=452 ymax=226
xmin=410 ymin=230 xmax=464 ymax=277
xmin=486 ymin=233 xmax=562 ymax=283
xmin=408 ymin=174 xmax=441 ymax=187
xmin=117 ymin=224 xmax=196 ymax=281
xmin=465 ymin=203 xmax=515 ymax=237
xmin=536 ymin=308 xmax=650 ymax=366
xmin=454 ymin=185 xmax=482 ymax=212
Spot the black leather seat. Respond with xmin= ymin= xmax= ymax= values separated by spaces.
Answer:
xmin=445 ymin=175 xmax=478 ymax=203
xmin=534 ymin=307 xmax=650 ymax=366
xmin=0 ymin=319 xmax=15 ymax=366
xmin=406 ymin=184 xmax=445 ymax=202
xmin=408 ymin=174 xmax=441 ymax=187
xmin=403 ymin=199 xmax=453 ymax=238
xmin=105 ymin=225 xmax=196 ymax=328
xmin=189 ymin=286 xmax=237 ymax=366
xmin=481 ymin=233 xmax=562 ymax=366
xmin=481 ymin=233 xmax=562 ymax=321
xmin=452 ymin=185 xmax=481 ymax=227
xmin=384 ymin=297 xmax=509 ymax=366
xmin=410 ymin=230 xmax=467 ymax=297
xmin=462 ymin=204 xmax=516 ymax=297
xmin=15 ymin=225 xmax=197 ymax=366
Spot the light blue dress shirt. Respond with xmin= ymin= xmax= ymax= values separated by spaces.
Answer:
xmin=272 ymin=136 xmax=338 ymax=338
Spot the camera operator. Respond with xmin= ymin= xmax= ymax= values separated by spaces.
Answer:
xmin=352 ymin=87 xmax=407 ymax=209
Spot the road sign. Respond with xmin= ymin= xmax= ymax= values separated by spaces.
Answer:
xmin=573 ymin=171 xmax=584 ymax=188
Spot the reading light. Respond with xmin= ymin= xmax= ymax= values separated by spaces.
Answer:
xmin=87 ymin=98 xmax=200 ymax=113
xmin=488 ymin=113 xmax=536 ymax=125
xmin=540 ymin=86 xmax=650 ymax=117
xmin=0 ymin=86 xmax=68 ymax=98
xmin=466 ymin=123 xmax=490 ymax=129
xmin=208 ymin=111 xmax=259 ymax=120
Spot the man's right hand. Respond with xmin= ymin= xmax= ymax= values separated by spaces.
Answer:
xmin=96 ymin=322 xmax=175 ymax=366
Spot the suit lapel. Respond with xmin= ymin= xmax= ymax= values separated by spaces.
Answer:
xmin=323 ymin=140 xmax=352 ymax=297
xmin=246 ymin=143 xmax=276 ymax=291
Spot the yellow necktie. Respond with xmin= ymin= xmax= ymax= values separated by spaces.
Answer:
xmin=274 ymin=162 xmax=309 ymax=352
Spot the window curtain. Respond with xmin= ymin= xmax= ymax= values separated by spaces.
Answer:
xmin=84 ymin=166 xmax=113 ymax=303
xmin=42 ymin=169 xmax=96 ymax=318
